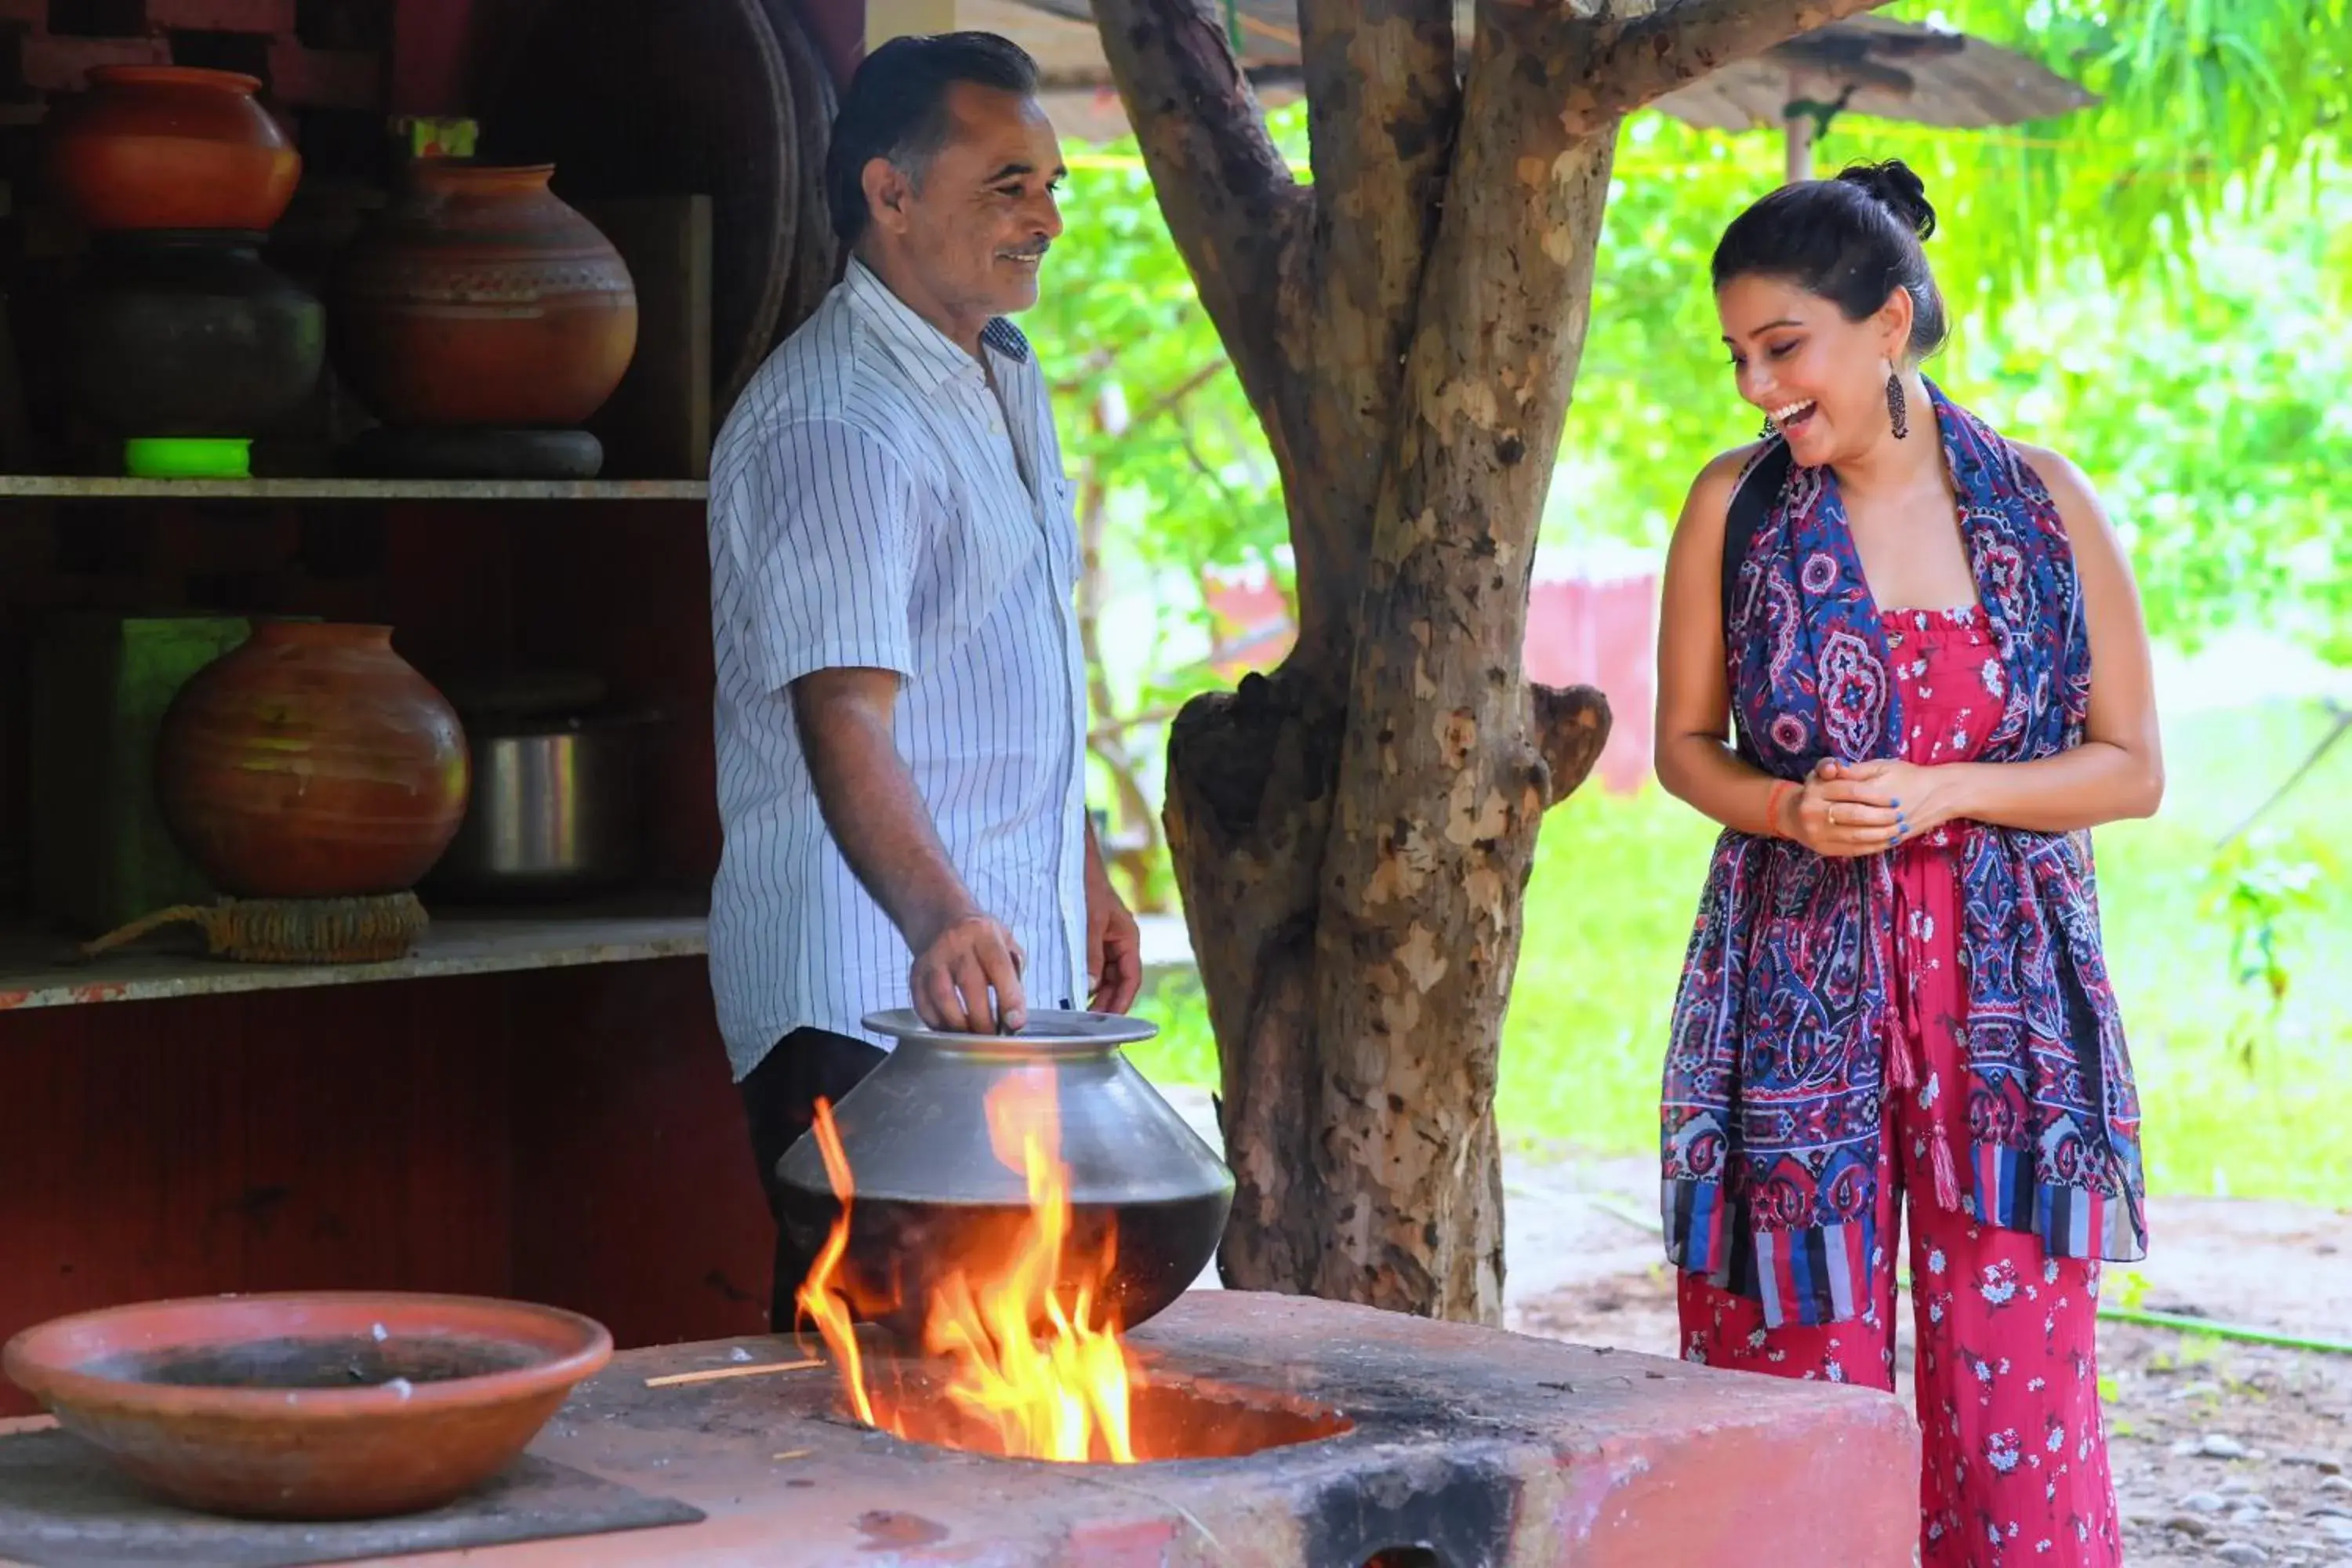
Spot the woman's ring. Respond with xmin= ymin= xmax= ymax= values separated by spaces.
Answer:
xmin=1829 ymin=806 xmax=1840 ymax=826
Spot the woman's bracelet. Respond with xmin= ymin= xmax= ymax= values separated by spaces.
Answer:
xmin=1764 ymin=779 xmax=1797 ymax=839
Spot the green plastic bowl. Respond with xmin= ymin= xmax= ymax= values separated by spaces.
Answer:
xmin=123 ymin=438 xmax=252 ymax=481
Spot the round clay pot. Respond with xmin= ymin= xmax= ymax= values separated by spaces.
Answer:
xmin=155 ymin=621 xmax=470 ymax=899
xmin=2 ymin=1291 xmax=612 ymax=1520
xmin=41 ymin=66 xmax=300 ymax=234
xmin=330 ymin=161 xmax=638 ymax=430
xmin=64 ymin=230 xmax=325 ymax=438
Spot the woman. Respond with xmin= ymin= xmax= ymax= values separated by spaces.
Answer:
xmin=1652 ymin=160 xmax=2162 ymax=1566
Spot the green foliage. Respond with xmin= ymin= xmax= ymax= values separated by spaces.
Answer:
xmin=1563 ymin=112 xmax=2352 ymax=659
xmin=1950 ymin=207 xmax=2352 ymax=660
xmin=1883 ymin=0 xmax=2352 ymax=299
xmin=1054 ymin=13 xmax=2352 ymax=1210
xmin=1126 ymin=971 xmax=1221 ymax=1091
xmin=1134 ymin=701 xmax=2352 ymax=1206
xmin=2201 ymin=823 xmax=2339 ymax=1067
xmin=1040 ymin=39 xmax=2352 ymax=694
xmin=1555 ymin=114 xmax=1782 ymax=549
xmin=1028 ymin=114 xmax=1307 ymax=863
xmin=1029 ymin=152 xmax=1287 ymax=604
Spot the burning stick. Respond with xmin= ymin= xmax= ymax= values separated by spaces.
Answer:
xmin=642 ymin=1359 xmax=822 ymax=1388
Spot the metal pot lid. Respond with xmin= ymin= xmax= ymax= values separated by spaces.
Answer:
xmin=860 ymin=1007 xmax=1159 ymax=1051
xmin=461 ymin=706 xmax=663 ymax=738
xmin=441 ymin=669 xmax=609 ymax=720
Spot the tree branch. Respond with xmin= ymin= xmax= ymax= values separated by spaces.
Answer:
xmin=1529 ymin=683 xmax=1613 ymax=808
xmin=1282 ymin=0 xmax=1460 ymax=669
xmin=1558 ymin=0 xmax=1895 ymax=138
xmin=1301 ymin=0 xmax=1458 ymax=373
xmin=1093 ymin=0 xmax=1307 ymax=408
xmin=1091 ymin=705 xmax=1185 ymax=747
xmin=1136 ymin=361 xmax=1228 ymax=426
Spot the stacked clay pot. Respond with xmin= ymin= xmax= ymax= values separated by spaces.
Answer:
xmin=42 ymin=67 xmax=323 ymax=445
xmin=64 ymin=230 xmax=325 ymax=443
xmin=155 ymin=622 xmax=470 ymax=900
xmin=42 ymin=65 xmax=300 ymax=234
xmin=328 ymin=161 xmax=637 ymax=472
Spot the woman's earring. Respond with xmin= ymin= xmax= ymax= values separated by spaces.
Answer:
xmin=1886 ymin=365 xmax=1909 ymax=440
xmin=1759 ymin=413 xmax=1777 ymax=440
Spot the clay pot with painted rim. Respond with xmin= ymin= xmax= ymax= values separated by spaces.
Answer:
xmin=41 ymin=66 xmax=301 ymax=234
xmin=329 ymin=161 xmax=638 ymax=430
xmin=154 ymin=620 xmax=470 ymax=898
xmin=2 ymin=1291 xmax=612 ymax=1520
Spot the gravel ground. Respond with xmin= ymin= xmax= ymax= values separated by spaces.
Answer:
xmin=1158 ymin=1086 xmax=2352 ymax=1563
xmin=1502 ymin=1152 xmax=2352 ymax=1568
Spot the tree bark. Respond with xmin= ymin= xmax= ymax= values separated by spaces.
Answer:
xmin=1095 ymin=0 xmax=1882 ymax=1322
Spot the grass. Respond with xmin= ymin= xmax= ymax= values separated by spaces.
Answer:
xmin=1131 ymin=699 xmax=2352 ymax=1207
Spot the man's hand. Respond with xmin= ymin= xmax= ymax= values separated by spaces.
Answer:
xmin=909 ymin=910 xmax=1028 ymax=1034
xmin=1083 ymin=834 xmax=1142 ymax=1014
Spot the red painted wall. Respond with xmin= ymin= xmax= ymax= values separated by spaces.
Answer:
xmin=1207 ymin=569 xmax=1661 ymax=794
xmin=1522 ymin=575 xmax=1658 ymax=796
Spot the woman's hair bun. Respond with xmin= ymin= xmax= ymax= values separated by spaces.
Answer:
xmin=1836 ymin=159 xmax=1936 ymax=241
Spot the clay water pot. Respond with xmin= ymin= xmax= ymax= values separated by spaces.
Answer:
xmin=329 ymin=162 xmax=638 ymax=430
xmin=42 ymin=66 xmax=300 ymax=234
xmin=64 ymin=230 xmax=324 ymax=437
xmin=155 ymin=621 xmax=470 ymax=899
xmin=775 ymin=1009 xmax=1234 ymax=1338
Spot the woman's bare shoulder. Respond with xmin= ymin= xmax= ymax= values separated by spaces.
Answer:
xmin=2009 ymin=441 xmax=2102 ymax=521
xmin=1678 ymin=441 xmax=1771 ymax=535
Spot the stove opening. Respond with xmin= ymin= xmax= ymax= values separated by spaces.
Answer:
xmin=857 ymin=1364 xmax=1353 ymax=1464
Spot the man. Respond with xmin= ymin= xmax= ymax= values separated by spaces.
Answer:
xmin=705 ymin=31 xmax=1143 ymax=1330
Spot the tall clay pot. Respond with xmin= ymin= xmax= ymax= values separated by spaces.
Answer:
xmin=42 ymin=67 xmax=301 ymax=234
xmin=65 ymin=230 xmax=325 ymax=437
xmin=329 ymin=162 xmax=638 ymax=430
xmin=155 ymin=622 xmax=470 ymax=899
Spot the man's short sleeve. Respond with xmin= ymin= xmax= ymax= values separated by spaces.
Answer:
xmin=713 ymin=416 xmax=920 ymax=694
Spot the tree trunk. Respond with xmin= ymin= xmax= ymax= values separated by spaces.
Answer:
xmin=1097 ymin=0 xmax=1883 ymax=1321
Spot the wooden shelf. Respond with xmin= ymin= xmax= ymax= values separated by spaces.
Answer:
xmin=0 ymin=903 xmax=710 ymax=1011
xmin=0 ymin=477 xmax=708 ymax=502
xmin=0 ymin=909 xmax=1201 ymax=1012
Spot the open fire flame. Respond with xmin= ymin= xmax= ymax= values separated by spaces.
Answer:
xmin=794 ymin=1067 xmax=1145 ymax=1463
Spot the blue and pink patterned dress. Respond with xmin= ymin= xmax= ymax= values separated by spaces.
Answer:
xmin=1661 ymin=383 xmax=2143 ymax=1565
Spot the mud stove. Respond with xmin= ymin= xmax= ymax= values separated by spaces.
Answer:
xmin=491 ymin=1290 xmax=1916 ymax=1567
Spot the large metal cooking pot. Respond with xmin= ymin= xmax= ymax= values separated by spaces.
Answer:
xmin=423 ymin=709 xmax=652 ymax=900
xmin=775 ymin=1009 xmax=1233 ymax=1338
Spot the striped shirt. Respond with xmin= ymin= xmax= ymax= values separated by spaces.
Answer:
xmin=705 ymin=258 xmax=1090 ymax=1080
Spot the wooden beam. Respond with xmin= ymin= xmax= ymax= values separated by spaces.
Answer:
xmin=866 ymin=0 xmax=957 ymax=47
xmin=390 ymin=0 xmax=474 ymax=116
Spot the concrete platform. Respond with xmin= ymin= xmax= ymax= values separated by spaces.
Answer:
xmin=128 ymin=1290 xmax=1921 ymax=1566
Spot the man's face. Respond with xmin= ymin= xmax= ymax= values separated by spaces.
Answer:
xmin=874 ymin=82 xmax=1065 ymax=322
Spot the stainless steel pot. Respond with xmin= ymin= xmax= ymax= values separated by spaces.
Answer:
xmin=423 ymin=710 xmax=651 ymax=900
xmin=775 ymin=1008 xmax=1234 ymax=1336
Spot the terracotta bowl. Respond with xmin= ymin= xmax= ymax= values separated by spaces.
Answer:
xmin=1 ymin=1291 xmax=612 ymax=1521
